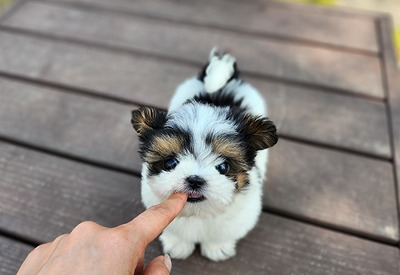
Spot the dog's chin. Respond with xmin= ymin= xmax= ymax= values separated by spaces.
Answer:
xmin=150 ymin=189 xmax=233 ymax=218
xmin=187 ymin=192 xmax=206 ymax=203
xmin=173 ymin=189 xmax=233 ymax=218
xmin=178 ymin=198 xmax=231 ymax=218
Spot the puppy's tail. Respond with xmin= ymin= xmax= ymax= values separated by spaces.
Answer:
xmin=200 ymin=47 xmax=239 ymax=94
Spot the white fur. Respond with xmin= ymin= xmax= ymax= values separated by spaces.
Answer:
xmin=141 ymin=52 xmax=270 ymax=261
xmin=204 ymin=52 xmax=236 ymax=93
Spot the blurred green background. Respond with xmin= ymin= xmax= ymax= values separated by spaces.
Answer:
xmin=280 ymin=0 xmax=400 ymax=63
xmin=0 ymin=0 xmax=13 ymax=11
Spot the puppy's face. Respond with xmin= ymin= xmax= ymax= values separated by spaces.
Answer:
xmin=131 ymin=103 xmax=277 ymax=217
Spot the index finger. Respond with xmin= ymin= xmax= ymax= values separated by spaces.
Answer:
xmin=125 ymin=192 xmax=188 ymax=246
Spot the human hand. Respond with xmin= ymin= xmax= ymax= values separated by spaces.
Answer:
xmin=17 ymin=192 xmax=188 ymax=275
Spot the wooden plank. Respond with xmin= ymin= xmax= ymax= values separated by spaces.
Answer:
xmin=266 ymin=139 xmax=398 ymax=242
xmin=0 ymin=236 xmax=32 ymax=275
xmin=38 ymin=0 xmax=380 ymax=52
xmin=253 ymin=79 xmax=391 ymax=158
xmin=2 ymin=2 xmax=385 ymax=98
xmin=0 ymin=31 xmax=195 ymax=107
xmin=0 ymin=78 xmax=396 ymax=241
xmin=167 ymin=214 xmax=400 ymax=275
xmin=0 ymin=142 xmax=398 ymax=274
xmin=378 ymin=15 xmax=400 ymax=233
xmin=0 ymin=142 xmax=142 ymax=243
xmin=0 ymin=32 xmax=391 ymax=158
xmin=0 ymin=79 xmax=142 ymax=172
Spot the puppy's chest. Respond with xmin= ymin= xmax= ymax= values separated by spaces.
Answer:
xmin=171 ymin=214 xmax=237 ymax=241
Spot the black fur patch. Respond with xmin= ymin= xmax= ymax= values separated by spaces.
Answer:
xmin=131 ymin=107 xmax=167 ymax=136
xmin=227 ymin=110 xmax=278 ymax=151
xmin=191 ymin=90 xmax=248 ymax=113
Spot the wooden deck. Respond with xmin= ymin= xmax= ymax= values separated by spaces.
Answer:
xmin=0 ymin=0 xmax=399 ymax=274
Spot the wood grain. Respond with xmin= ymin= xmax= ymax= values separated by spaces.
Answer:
xmin=252 ymin=79 xmax=391 ymax=158
xmin=3 ymin=2 xmax=384 ymax=97
xmin=167 ymin=214 xmax=400 ymax=275
xmin=0 ymin=142 xmax=143 ymax=243
xmin=0 ymin=78 xmax=396 ymax=241
xmin=0 ymin=142 xmax=398 ymax=274
xmin=0 ymin=2 xmax=398 ymax=274
xmin=0 ymin=78 xmax=142 ymax=172
xmin=0 ymin=236 xmax=32 ymax=275
xmin=38 ymin=0 xmax=379 ymax=52
xmin=0 ymin=32 xmax=391 ymax=158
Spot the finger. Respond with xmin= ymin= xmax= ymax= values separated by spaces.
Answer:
xmin=133 ymin=252 xmax=145 ymax=275
xmin=142 ymin=255 xmax=171 ymax=275
xmin=17 ymin=245 xmax=49 ymax=275
xmin=125 ymin=192 xmax=187 ymax=246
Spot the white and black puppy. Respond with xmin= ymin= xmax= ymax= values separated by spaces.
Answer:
xmin=131 ymin=49 xmax=278 ymax=261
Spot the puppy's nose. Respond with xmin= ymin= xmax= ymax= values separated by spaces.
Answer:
xmin=186 ymin=175 xmax=206 ymax=190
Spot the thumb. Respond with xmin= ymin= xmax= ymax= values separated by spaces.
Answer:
xmin=142 ymin=254 xmax=172 ymax=275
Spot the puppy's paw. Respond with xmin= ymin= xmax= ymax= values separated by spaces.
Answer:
xmin=201 ymin=241 xmax=236 ymax=261
xmin=160 ymin=233 xmax=195 ymax=259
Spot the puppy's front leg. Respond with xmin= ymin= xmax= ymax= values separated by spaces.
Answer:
xmin=160 ymin=231 xmax=195 ymax=260
xmin=200 ymin=241 xmax=237 ymax=261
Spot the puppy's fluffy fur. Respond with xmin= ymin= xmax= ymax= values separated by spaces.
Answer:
xmin=131 ymin=49 xmax=278 ymax=261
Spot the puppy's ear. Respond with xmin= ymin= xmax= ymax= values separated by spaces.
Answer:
xmin=240 ymin=114 xmax=278 ymax=151
xmin=131 ymin=107 xmax=167 ymax=136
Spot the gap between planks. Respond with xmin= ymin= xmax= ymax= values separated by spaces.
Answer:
xmin=0 ymin=71 xmax=392 ymax=162
xmin=263 ymin=207 xmax=399 ymax=246
xmin=0 ymin=139 xmax=397 ymax=250
xmin=0 ymin=1 xmax=397 ymax=250
xmin=0 ymin=135 xmax=141 ymax=178
xmin=375 ymin=16 xmax=400 ymax=247
xmin=0 ymin=227 xmax=40 ymax=248
xmin=0 ymin=130 xmax=397 ymax=248
xmin=0 ymin=25 xmax=387 ymax=105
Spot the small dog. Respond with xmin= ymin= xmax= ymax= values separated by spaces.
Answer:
xmin=131 ymin=49 xmax=278 ymax=261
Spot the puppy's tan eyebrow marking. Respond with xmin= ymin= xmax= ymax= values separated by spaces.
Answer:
xmin=209 ymin=135 xmax=252 ymax=191
xmin=153 ymin=135 xmax=182 ymax=156
xmin=142 ymin=131 xmax=191 ymax=163
xmin=209 ymin=136 xmax=243 ymax=160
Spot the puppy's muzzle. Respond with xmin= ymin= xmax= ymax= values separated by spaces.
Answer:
xmin=186 ymin=175 xmax=206 ymax=190
xmin=186 ymin=176 xmax=207 ymax=203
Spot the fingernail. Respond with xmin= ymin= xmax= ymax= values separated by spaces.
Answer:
xmin=163 ymin=253 xmax=172 ymax=272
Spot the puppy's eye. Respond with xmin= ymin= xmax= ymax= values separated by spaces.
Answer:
xmin=163 ymin=158 xmax=179 ymax=171
xmin=216 ymin=162 xmax=230 ymax=175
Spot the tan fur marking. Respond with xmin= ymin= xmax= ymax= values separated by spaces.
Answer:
xmin=236 ymin=172 xmax=248 ymax=189
xmin=153 ymin=136 xmax=182 ymax=156
xmin=144 ymin=135 xmax=183 ymax=163
xmin=211 ymin=137 xmax=251 ymax=190
xmin=211 ymin=138 xmax=250 ymax=171
xmin=212 ymin=139 xmax=242 ymax=160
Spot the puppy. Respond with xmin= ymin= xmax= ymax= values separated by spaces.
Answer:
xmin=131 ymin=49 xmax=278 ymax=261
